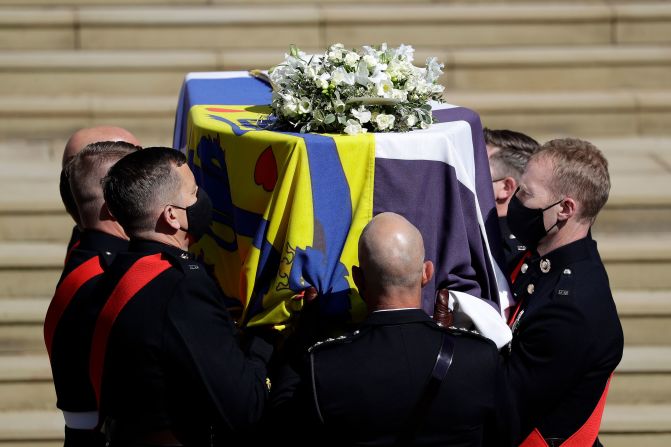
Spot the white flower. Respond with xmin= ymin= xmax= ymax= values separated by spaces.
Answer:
xmin=298 ymin=97 xmax=312 ymax=114
xmin=315 ymin=72 xmax=331 ymax=89
xmin=355 ymin=60 xmax=371 ymax=86
xmin=328 ymin=49 xmax=343 ymax=62
xmin=391 ymin=89 xmax=408 ymax=101
xmin=331 ymin=67 xmax=355 ymax=86
xmin=375 ymin=113 xmax=395 ymax=131
xmin=376 ymin=78 xmax=394 ymax=98
xmin=333 ymin=99 xmax=346 ymax=114
xmin=344 ymin=52 xmax=361 ymax=68
xmin=270 ymin=43 xmax=445 ymax=134
xmin=425 ymin=57 xmax=444 ymax=83
xmin=394 ymin=44 xmax=415 ymax=62
xmin=344 ymin=119 xmax=367 ymax=135
xmin=351 ymin=106 xmax=371 ymax=124
xmin=362 ymin=54 xmax=378 ymax=68
xmin=406 ymin=114 xmax=418 ymax=127
xmin=281 ymin=98 xmax=299 ymax=117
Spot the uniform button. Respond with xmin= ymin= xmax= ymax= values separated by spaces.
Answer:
xmin=521 ymin=263 xmax=528 ymax=274
xmin=563 ymin=268 xmax=572 ymax=275
xmin=527 ymin=284 xmax=535 ymax=294
xmin=540 ymin=258 xmax=551 ymax=273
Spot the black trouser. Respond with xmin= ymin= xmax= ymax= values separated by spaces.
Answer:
xmin=64 ymin=426 xmax=105 ymax=447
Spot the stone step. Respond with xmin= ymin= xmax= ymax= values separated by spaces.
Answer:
xmin=596 ymin=234 xmax=671 ymax=290
xmin=0 ymin=354 xmax=54 ymax=412
xmin=0 ymin=411 xmax=62 ymax=447
xmin=2 ymin=89 xmax=671 ymax=140
xmin=1 ymin=45 xmax=670 ymax=96
xmin=1 ymin=3 xmax=670 ymax=51
xmin=600 ymin=404 xmax=671 ymax=447
xmin=0 ymin=298 xmax=48 ymax=354
xmin=0 ymin=243 xmax=64 ymax=298
xmin=616 ymin=291 xmax=671 ymax=346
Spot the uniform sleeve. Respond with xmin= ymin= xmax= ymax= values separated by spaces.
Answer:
xmin=484 ymin=352 xmax=517 ymax=447
xmin=504 ymin=300 xmax=591 ymax=429
xmin=165 ymin=279 xmax=273 ymax=431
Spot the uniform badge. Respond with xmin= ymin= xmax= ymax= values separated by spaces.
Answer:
xmin=540 ymin=258 xmax=551 ymax=273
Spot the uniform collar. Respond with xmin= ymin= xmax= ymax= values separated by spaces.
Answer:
xmin=529 ymin=235 xmax=594 ymax=275
xmin=77 ymin=230 xmax=129 ymax=266
xmin=363 ymin=308 xmax=433 ymax=327
xmin=128 ymin=239 xmax=194 ymax=263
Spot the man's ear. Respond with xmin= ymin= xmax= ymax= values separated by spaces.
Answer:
xmin=421 ymin=260 xmax=434 ymax=288
xmin=501 ymin=177 xmax=517 ymax=200
xmin=100 ymin=202 xmax=114 ymax=221
xmin=557 ymin=197 xmax=577 ymax=222
xmin=162 ymin=205 xmax=182 ymax=231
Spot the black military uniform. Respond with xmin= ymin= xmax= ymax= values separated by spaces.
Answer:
xmin=65 ymin=226 xmax=82 ymax=258
xmin=499 ymin=216 xmax=527 ymax=274
xmin=504 ymin=236 xmax=624 ymax=445
xmin=95 ymin=239 xmax=273 ymax=446
xmin=45 ymin=230 xmax=128 ymax=446
xmin=272 ymin=308 xmax=513 ymax=447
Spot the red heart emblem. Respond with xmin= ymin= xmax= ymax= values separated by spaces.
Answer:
xmin=254 ymin=146 xmax=278 ymax=192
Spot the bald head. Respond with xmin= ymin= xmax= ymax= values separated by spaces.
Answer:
xmin=356 ymin=213 xmax=433 ymax=310
xmin=63 ymin=126 xmax=140 ymax=167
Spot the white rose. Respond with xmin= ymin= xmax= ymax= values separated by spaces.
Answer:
xmin=344 ymin=119 xmax=366 ymax=136
xmin=391 ymin=89 xmax=407 ymax=101
xmin=344 ymin=52 xmax=361 ymax=68
xmin=431 ymin=83 xmax=445 ymax=95
xmin=282 ymin=99 xmax=298 ymax=117
xmin=375 ymin=113 xmax=395 ymax=131
xmin=328 ymin=49 xmax=343 ymax=62
xmin=405 ymin=114 xmax=418 ymax=127
xmin=351 ymin=106 xmax=371 ymax=124
xmin=362 ymin=54 xmax=378 ymax=68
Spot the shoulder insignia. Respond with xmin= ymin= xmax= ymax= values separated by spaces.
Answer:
xmin=446 ymin=325 xmax=483 ymax=338
xmin=308 ymin=330 xmax=360 ymax=353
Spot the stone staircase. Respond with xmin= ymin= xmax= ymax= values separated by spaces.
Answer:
xmin=0 ymin=0 xmax=669 ymax=445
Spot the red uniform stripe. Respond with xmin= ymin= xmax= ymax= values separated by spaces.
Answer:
xmin=89 ymin=253 xmax=171 ymax=407
xmin=518 ymin=375 xmax=614 ymax=447
xmin=44 ymin=256 xmax=104 ymax=360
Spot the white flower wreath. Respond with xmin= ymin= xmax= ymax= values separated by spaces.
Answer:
xmin=268 ymin=43 xmax=445 ymax=135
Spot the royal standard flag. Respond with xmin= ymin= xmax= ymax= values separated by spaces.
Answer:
xmin=174 ymin=72 xmax=509 ymax=329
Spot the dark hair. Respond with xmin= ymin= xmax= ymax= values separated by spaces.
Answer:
xmin=102 ymin=147 xmax=187 ymax=236
xmin=484 ymin=128 xmax=540 ymax=182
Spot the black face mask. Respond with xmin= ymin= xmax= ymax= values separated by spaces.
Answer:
xmin=172 ymin=188 xmax=213 ymax=241
xmin=507 ymin=189 xmax=563 ymax=250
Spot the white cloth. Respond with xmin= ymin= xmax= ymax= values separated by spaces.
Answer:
xmin=448 ymin=290 xmax=512 ymax=349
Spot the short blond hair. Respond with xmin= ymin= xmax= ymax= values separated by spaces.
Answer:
xmin=533 ymin=138 xmax=610 ymax=224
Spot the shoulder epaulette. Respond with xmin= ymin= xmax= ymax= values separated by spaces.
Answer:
xmin=308 ymin=329 xmax=362 ymax=353
xmin=445 ymin=325 xmax=486 ymax=340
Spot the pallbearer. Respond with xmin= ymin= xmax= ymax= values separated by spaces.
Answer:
xmin=503 ymin=138 xmax=624 ymax=446
xmin=92 ymin=147 xmax=273 ymax=445
xmin=45 ymin=141 xmax=139 ymax=447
